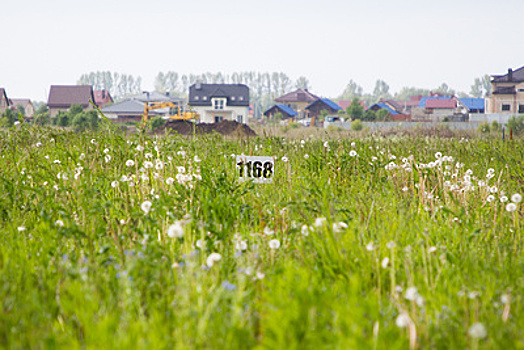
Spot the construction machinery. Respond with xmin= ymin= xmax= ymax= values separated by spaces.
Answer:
xmin=142 ymin=102 xmax=199 ymax=127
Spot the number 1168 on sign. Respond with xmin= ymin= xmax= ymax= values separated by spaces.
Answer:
xmin=236 ymin=156 xmax=274 ymax=183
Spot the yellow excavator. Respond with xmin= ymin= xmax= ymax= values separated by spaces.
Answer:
xmin=142 ymin=102 xmax=199 ymax=127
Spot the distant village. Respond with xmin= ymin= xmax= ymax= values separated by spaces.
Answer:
xmin=1 ymin=66 xmax=524 ymax=128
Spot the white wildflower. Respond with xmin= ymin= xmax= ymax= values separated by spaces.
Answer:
xmin=167 ymin=221 xmax=184 ymax=238
xmin=141 ymin=200 xmax=152 ymax=214
xmin=405 ymin=287 xmax=418 ymax=301
xmin=366 ymin=242 xmax=376 ymax=251
xmin=396 ymin=313 xmax=410 ymax=328
xmin=511 ymin=193 xmax=522 ymax=203
xmin=111 ymin=181 xmax=119 ymax=188
xmin=206 ymin=252 xmax=222 ymax=267
xmin=269 ymin=239 xmax=281 ymax=249
xmin=381 ymin=257 xmax=390 ymax=268
xmin=468 ymin=323 xmax=487 ymax=339
xmin=506 ymin=203 xmax=517 ymax=212
xmin=126 ymin=159 xmax=135 ymax=167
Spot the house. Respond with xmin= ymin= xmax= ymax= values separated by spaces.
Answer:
xmin=101 ymin=99 xmax=162 ymax=122
xmin=411 ymin=96 xmax=467 ymax=121
xmin=9 ymin=99 xmax=35 ymax=117
xmin=188 ymin=83 xmax=250 ymax=124
xmin=368 ymin=102 xmax=411 ymax=121
xmin=47 ymin=85 xmax=95 ymax=118
xmin=486 ymin=66 xmax=524 ymax=114
xmin=459 ymin=98 xmax=485 ymax=114
xmin=274 ymin=88 xmax=319 ymax=119
xmin=305 ymin=98 xmax=341 ymax=118
xmin=263 ymin=104 xmax=298 ymax=120
xmin=94 ymin=90 xmax=114 ymax=107
xmin=0 ymin=88 xmax=11 ymax=114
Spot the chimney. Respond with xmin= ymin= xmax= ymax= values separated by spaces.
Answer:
xmin=196 ymin=82 xmax=202 ymax=90
xmin=508 ymin=68 xmax=513 ymax=81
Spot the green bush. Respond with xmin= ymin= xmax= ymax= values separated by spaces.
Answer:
xmin=351 ymin=119 xmax=364 ymax=131
xmin=151 ymin=116 xmax=167 ymax=130
xmin=478 ymin=121 xmax=490 ymax=134
xmin=507 ymin=115 xmax=524 ymax=135
xmin=72 ymin=111 xmax=99 ymax=131
xmin=490 ymin=120 xmax=500 ymax=132
xmin=54 ymin=111 xmax=70 ymax=127
xmin=33 ymin=112 xmax=50 ymax=126
xmin=0 ymin=109 xmax=17 ymax=127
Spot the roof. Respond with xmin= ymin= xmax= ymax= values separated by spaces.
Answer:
xmin=275 ymin=89 xmax=319 ymax=103
xmin=306 ymin=98 xmax=342 ymax=111
xmin=492 ymin=66 xmax=524 ymax=83
xmin=130 ymin=91 xmax=179 ymax=103
xmin=10 ymin=98 xmax=32 ymax=108
xmin=94 ymin=90 xmax=113 ymax=105
xmin=425 ymin=99 xmax=456 ymax=109
xmin=47 ymin=85 xmax=94 ymax=108
xmin=418 ymin=96 xmax=452 ymax=108
xmin=492 ymin=86 xmax=516 ymax=95
xmin=459 ymin=98 xmax=485 ymax=111
xmin=338 ymin=100 xmax=366 ymax=110
xmin=0 ymin=88 xmax=10 ymax=105
xmin=370 ymin=103 xmax=400 ymax=115
xmin=188 ymin=84 xmax=249 ymax=107
xmin=273 ymin=104 xmax=298 ymax=117
xmin=101 ymin=99 xmax=161 ymax=115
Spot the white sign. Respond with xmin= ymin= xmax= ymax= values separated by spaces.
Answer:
xmin=236 ymin=155 xmax=274 ymax=183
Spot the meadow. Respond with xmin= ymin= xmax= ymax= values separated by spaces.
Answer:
xmin=0 ymin=122 xmax=523 ymax=349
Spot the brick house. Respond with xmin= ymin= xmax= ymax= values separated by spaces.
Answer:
xmin=274 ymin=88 xmax=319 ymax=119
xmin=486 ymin=66 xmax=524 ymax=114
xmin=10 ymin=99 xmax=35 ymax=117
xmin=93 ymin=90 xmax=114 ymax=107
xmin=47 ymin=85 xmax=96 ymax=118
xmin=305 ymin=98 xmax=341 ymax=118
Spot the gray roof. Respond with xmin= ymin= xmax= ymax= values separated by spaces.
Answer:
xmin=188 ymin=84 xmax=249 ymax=107
xmin=130 ymin=91 xmax=183 ymax=103
xmin=492 ymin=66 xmax=524 ymax=83
xmin=47 ymin=85 xmax=94 ymax=108
xmin=101 ymin=100 xmax=161 ymax=115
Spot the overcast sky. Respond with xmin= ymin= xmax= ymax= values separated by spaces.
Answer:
xmin=1 ymin=0 xmax=523 ymax=102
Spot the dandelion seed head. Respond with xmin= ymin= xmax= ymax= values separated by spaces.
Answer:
xmin=468 ymin=323 xmax=487 ymax=339
xmin=269 ymin=239 xmax=281 ymax=249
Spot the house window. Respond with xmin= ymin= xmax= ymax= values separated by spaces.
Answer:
xmin=237 ymin=115 xmax=243 ymax=123
xmin=203 ymin=96 xmax=207 ymax=101
xmin=519 ymin=105 xmax=524 ymax=114
xmin=231 ymin=96 xmax=236 ymax=101
xmin=214 ymin=115 xmax=223 ymax=123
xmin=239 ymin=96 xmax=244 ymax=101
xmin=502 ymin=104 xmax=511 ymax=111
xmin=213 ymin=98 xmax=225 ymax=110
xmin=194 ymin=96 xmax=199 ymax=101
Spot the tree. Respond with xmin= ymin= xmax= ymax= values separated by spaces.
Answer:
xmin=434 ymin=83 xmax=455 ymax=96
xmin=0 ymin=108 xmax=17 ymax=127
xmin=373 ymin=80 xmax=391 ymax=100
xmin=295 ymin=76 xmax=310 ymax=90
xmin=338 ymin=80 xmax=363 ymax=100
xmin=470 ymin=75 xmax=491 ymax=98
xmin=362 ymin=109 xmax=376 ymax=121
xmin=376 ymin=109 xmax=390 ymax=121
xmin=346 ymin=98 xmax=365 ymax=121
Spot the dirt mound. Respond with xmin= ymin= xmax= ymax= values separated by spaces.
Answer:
xmin=163 ymin=120 xmax=257 ymax=137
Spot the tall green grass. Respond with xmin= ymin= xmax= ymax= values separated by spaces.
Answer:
xmin=0 ymin=124 xmax=523 ymax=349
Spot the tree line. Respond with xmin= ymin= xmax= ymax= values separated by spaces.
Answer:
xmin=77 ymin=71 xmax=491 ymax=118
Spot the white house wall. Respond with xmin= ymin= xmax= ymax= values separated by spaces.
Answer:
xmin=193 ymin=106 xmax=249 ymax=124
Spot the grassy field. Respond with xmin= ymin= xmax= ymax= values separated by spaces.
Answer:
xmin=0 ymin=123 xmax=523 ymax=349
